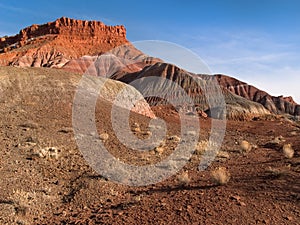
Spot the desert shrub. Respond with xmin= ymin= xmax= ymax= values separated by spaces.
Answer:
xmin=271 ymin=136 xmax=285 ymax=144
xmin=194 ymin=140 xmax=208 ymax=155
xmin=177 ymin=171 xmax=190 ymax=185
xmin=168 ymin=135 xmax=181 ymax=142
xmin=154 ymin=146 xmax=164 ymax=155
xmin=99 ymin=133 xmax=109 ymax=141
xmin=143 ymin=130 xmax=152 ymax=136
xmin=39 ymin=147 xmax=59 ymax=159
xmin=131 ymin=122 xmax=141 ymax=133
xmin=132 ymin=122 xmax=139 ymax=128
xmin=266 ymin=166 xmax=287 ymax=178
xmin=282 ymin=144 xmax=294 ymax=159
xmin=132 ymin=127 xmax=141 ymax=132
xmin=240 ymin=140 xmax=252 ymax=153
xmin=217 ymin=151 xmax=230 ymax=159
xmin=211 ymin=167 xmax=230 ymax=185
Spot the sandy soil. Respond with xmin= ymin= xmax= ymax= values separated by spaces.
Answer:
xmin=0 ymin=67 xmax=299 ymax=224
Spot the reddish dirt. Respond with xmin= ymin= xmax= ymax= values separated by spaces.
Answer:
xmin=0 ymin=67 xmax=299 ymax=224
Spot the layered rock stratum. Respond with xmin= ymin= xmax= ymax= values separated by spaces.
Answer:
xmin=215 ymin=75 xmax=300 ymax=116
xmin=0 ymin=17 xmax=128 ymax=67
xmin=113 ymin=62 xmax=271 ymax=120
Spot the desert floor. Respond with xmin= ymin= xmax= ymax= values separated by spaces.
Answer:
xmin=0 ymin=67 xmax=299 ymax=224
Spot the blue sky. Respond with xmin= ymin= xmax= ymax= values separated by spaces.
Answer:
xmin=0 ymin=0 xmax=299 ymax=102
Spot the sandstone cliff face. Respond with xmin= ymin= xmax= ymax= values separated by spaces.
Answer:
xmin=114 ymin=62 xmax=270 ymax=120
xmin=0 ymin=17 xmax=128 ymax=68
xmin=214 ymin=74 xmax=300 ymax=116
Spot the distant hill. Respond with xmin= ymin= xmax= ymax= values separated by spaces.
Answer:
xmin=215 ymin=74 xmax=300 ymax=116
xmin=0 ymin=17 xmax=298 ymax=119
xmin=112 ymin=62 xmax=271 ymax=120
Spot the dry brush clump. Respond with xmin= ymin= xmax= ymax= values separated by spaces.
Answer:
xmin=240 ymin=140 xmax=252 ymax=153
xmin=282 ymin=144 xmax=294 ymax=159
xmin=9 ymin=188 xmax=58 ymax=224
xmin=132 ymin=127 xmax=141 ymax=133
xmin=266 ymin=166 xmax=288 ymax=178
xmin=153 ymin=139 xmax=167 ymax=155
xmin=99 ymin=133 xmax=109 ymax=141
xmin=177 ymin=171 xmax=190 ymax=186
xmin=168 ymin=135 xmax=181 ymax=142
xmin=194 ymin=140 xmax=208 ymax=156
xmin=270 ymin=135 xmax=285 ymax=144
xmin=142 ymin=130 xmax=152 ymax=136
xmin=217 ymin=151 xmax=230 ymax=160
xmin=132 ymin=122 xmax=141 ymax=133
xmin=211 ymin=167 xmax=230 ymax=185
xmin=38 ymin=147 xmax=59 ymax=159
xmin=154 ymin=146 xmax=164 ymax=155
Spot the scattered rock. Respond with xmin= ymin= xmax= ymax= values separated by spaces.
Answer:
xmin=19 ymin=122 xmax=38 ymax=129
xmin=217 ymin=151 xmax=230 ymax=159
xmin=58 ymin=127 xmax=73 ymax=133
xmin=271 ymin=135 xmax=286 ymax=144
xmin=168 ymin=135 xmax=181 ymax=142
xmin=230 ymin=195 xmax=246 ymax=206
xmin=38 ymin=147 xmax=59 ymax=159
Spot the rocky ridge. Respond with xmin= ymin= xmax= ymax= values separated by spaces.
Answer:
xmin=215 ymin=74 xmax=300 ymax=116
xmin=114 ymin=62 xmax=271 ymax=120
xmin=0 ymin=17 xmax=128 ymax=67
